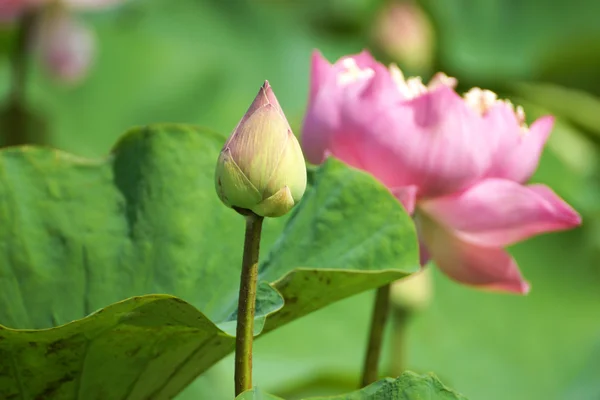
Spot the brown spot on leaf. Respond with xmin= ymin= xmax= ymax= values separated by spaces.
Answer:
xmin=45 ymin=339 xmax=69 ymax=356
xmin=34 ymin=373 xmax=75 ymax=400
xmin=126 ymin=346 xmax=142 ymax=357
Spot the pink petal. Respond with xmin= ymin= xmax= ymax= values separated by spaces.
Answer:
xmin=335 ymin=85 xmax=491 ymax=196
xmin=302 ymin=52 xmax=339 ymax=164
xmin=419 ymin=178 xmax=581 ymax=247
xmin=338 ymin=49 xmax=381 ymax=70
xmin=390 ymin=185 xmax=418 ymax=214
xmin=339 ymin=50 xmax=401 ymax=102
xmin=308 ymin=50 xmax=332 ymax=103
xmin=503 ymin=116 xmax=553 ymax=183
xmin=485 ymin=104 xmax=554 ymax=183
xmin=302 ymin=50 xmax=387 ymax=165
xmin=360 ymin=62 xmax=408 ymax=103
xmin=418 ymin=214 xmax=530 ymax=294
xmin=301 ymin=94 xmax=337 ymax=165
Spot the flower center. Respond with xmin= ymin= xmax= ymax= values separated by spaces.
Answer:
xmin=389 ymin=64 xmax=457 ymax=99
xmin=464 ymin=88 xmax=527 ymax=131
xmin=337 ymin=58 xmax=375 ymax=86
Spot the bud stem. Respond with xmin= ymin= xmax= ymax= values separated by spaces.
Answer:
xmin=234 ymin=212 xmax=264 ymax=395
xmin=390 ymin=307 xmax=410 ymax=377
xmin=360 ymin=284 xmax=391 ymax=387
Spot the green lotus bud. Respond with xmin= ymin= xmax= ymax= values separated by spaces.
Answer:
xmin=215 ymin=81 xmax=307 ymax=218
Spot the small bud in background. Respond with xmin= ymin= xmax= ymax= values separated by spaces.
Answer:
xmin=215 ymin=81 xmax=307 ymax=218
xmin=0 ymin=0 xmax=29 ymax=23
xmin=62 ymin=0 xmax=127 ymax=11
xmin=35 ymin=9 xmax=95 ymax=84
xmin=372 ymin=0 xmax=434 ymax=73
xmin=390 ymin=268 xmax=433 ymax=313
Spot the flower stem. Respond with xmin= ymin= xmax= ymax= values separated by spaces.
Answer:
xmin=4 ymin=11 xmax=35 ymax=147
xmin=10 ymin=13 xmax=33 ymax=104
xmin=360 ymin=283 xmax=391 ymax=387
xmin=234 ymin=212 xmax=264 ymax=396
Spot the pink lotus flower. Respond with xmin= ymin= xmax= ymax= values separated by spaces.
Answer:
xmin=302 ymin=50 xmax=581 ymax=294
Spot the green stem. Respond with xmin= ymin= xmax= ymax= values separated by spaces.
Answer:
xmin=390 ymin=307 xmax=410 ymax=377
xmin=234 ymin=212 xmax=264 ymax=396
xmin=10 ymin=13 xmax=33 ymax=104
xmin=360 ymin=283 xmax=391 ymax=387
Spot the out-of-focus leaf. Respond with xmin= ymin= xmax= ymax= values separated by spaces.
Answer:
xmin=512 ymin=82 xmax=600 ymax=140
xmin=0 ymin=295 xmax=232 ymax=400
xmin=0 ymin=26 xmax=16 ymax=59
xmin=536 ymin=35 xmax=600 ymax=95
xmin=0 ymin=125 xmax=419 ymax=399
xmin=563 ymin=340 xmax=600 ymax=400
xmin=237 ymin=387 xmax=285 ymax=400
xmin=419 ymin=0 xmax=600 ymax=88
xmin=236 ymin=373 xmax=468 ymax=400
xmin=28 ymin=0 xmax=341 ymax=158
xmin=310 ymin=372 xmax=467 ymax=399
xmin=302 ymin=0 xmax=385 ymax=36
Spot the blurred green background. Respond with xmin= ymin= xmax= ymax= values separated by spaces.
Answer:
xmin=1 ymin=0 xmax=599 ymax=399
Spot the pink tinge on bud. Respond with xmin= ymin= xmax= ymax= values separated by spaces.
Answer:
xmin=36 ymin=11 xmax=95 ymax=84
xmin=229 ymin=80 xmax=289 ymax=144
xmin=216 ymin=80 xmax=307 ymax=218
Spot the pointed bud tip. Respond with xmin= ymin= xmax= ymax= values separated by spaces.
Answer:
xmin=215 ymin=78 xmax=306 ymax=218
xmin=259 ymin=80 xmax=284 ymax=115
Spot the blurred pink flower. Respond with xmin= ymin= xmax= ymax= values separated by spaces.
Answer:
xmin=36 ymin=10 xmax=95 ymax=84
xmin=302 ymin=50 xmax=581 ymax=294
xmin=0 ymin=0 xmax=33 ymax=22
xmin=62 ymin=0 xmax=126 ymax=10
xmin=2 ymin=0 xmax=125 ymax=83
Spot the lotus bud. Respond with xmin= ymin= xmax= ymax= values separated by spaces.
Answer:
xmin=215 ymin=81 xmax=307 ymax=218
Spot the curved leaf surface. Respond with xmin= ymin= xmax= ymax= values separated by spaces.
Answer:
xmin=236 ymin=372 xmax=468 ymax=400
xmin=308 ymin=372 xmax=468 ymax=400
xmin=0 ymin=125 xmax=418 ymax=398
xmin=0 ymin=295 xmax=232 ymax=400
xmin=237 ymin=387 xmax=285 ymax=400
